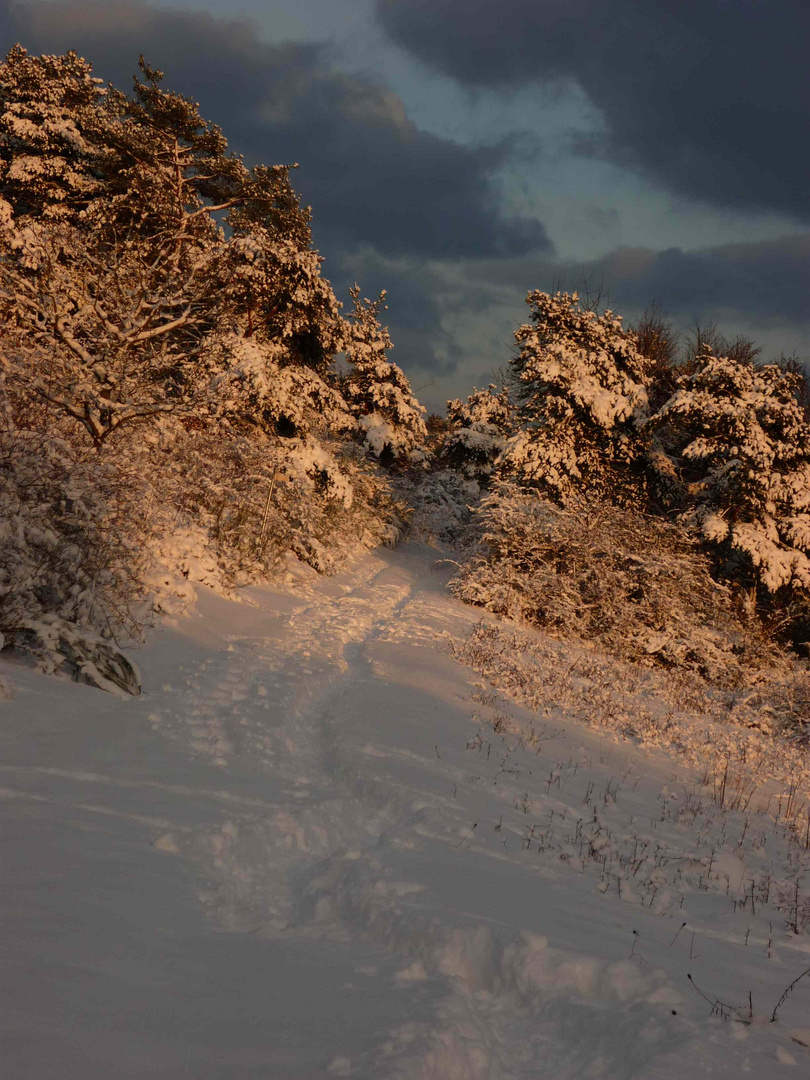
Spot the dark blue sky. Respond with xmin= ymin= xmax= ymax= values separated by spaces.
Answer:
xmin=3 ymin=0 xmax=807 ymax=410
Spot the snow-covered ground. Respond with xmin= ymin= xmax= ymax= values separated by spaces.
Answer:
xmin=3 ymin=544 xmax=810 ymax=1078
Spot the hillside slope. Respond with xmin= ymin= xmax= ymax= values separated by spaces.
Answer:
xmin=3 ymin=544 xmax=810 ymax=1078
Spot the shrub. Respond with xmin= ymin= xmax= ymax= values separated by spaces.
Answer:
xmin=0 ymin=413 xmax=149 ymax=692
xmin=451 ymin=482 xmax=773 ymax=684
xmin=629 ymin=303 xmax=680 ymax=410
xmin=441 ymin=384 xmax=513 ymax=480
xmin=406 ymin=468 xmax=482 ymax=545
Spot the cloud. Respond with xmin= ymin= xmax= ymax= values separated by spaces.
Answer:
xmin=376 ymin=0 xmax=810 ymax=222
xmin=603 ymin=235 xmax=810 ymax=331
xmin=461 ymin=232 xmax=810 ymax=351
xmin=0 ymin=0 xmax=551 ymax=260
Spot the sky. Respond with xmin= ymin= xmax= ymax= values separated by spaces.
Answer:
xmin=2 ymin=0 xmax=808 ymax=410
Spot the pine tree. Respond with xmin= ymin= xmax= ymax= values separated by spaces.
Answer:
xmin=222 ymin=163 xmax=343 ymax=372
xmin=218 ymin=222 xmax=345 ymax=376
xmin=498 ymin=291 xmax=651 ymax=503
xmin=343 ymin=286 xmax=427 ymax=464
xmin=649 ymin=350 xmax=810 ymax=595
xmin=0 ymin=43 xmax=415 ymax=626
xmin=103 ymin=58 xmax=248 ymax=238
xmin=0 ymin=45 xmax=111 ymax=221
xmin=0 ymin=56 xmax=244 ymax=445
xmin=0 ymin=53 xmax=341 ymax=449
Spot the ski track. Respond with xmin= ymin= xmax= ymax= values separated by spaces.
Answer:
xmin=4 ymin=545 xmax=810 ymax=1077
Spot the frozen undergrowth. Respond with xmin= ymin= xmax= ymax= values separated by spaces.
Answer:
xmin=450 ymin=486 xmax=798 ymax=689
xmin=454 ymin=649 xmax=810 ymax=931
xmin=452 ymin=620 xmax=810 ymax=816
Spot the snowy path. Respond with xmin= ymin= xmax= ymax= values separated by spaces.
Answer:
xmin=3 ymin=545 xmax=810 ymax=1077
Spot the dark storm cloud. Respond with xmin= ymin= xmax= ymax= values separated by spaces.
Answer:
xmin=376 ymin=0 xmax=810 ymax=222
xmin=0 ymin=0 xmax=551 ymax=262
xmin=604 ymin=235 xmax=810 ymax=330
xmin=465 ymin=232 xmax=810 ymax=339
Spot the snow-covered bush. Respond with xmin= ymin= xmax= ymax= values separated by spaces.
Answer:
xmin=441 ymin=384 xmax=513 ymax=480
xmin=406 ymin=468 xmax=482 ymax=545
xmin=648 ymin=351 xmax=810 ymax=600
xmin=442 ymin=291 xmax=810 ymax=659
xmin=499 ymin=291 xmax=651 ymax=504
xmin=343 ymin=287 xmax=428 ymax=464
xmin=452 ymin=482 xmax=770 ymax=683
xmin=405 ymin=385 xmax=514 ymax=544
xmin=0 ymin=410 xmax=149 ymax=693
xmin=154 ymin=426 xmax=402 ymax=579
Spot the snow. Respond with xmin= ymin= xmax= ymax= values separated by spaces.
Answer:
xmin=3 ymin=543 xmax=810 ymax=1077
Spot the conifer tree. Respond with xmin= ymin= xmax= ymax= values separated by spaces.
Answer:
xmin=222 ymin=163 xmax=343 ymax=373
xmin=649 ymin=350 xmax=810 ymax=595
xmin=105 ymin=58 xmax=247 ymax=227
xmin=0 ymin=53 xmax=348 ymax=449
xmin=343 ymin=286 xmax=427 ymax=464
xmin=0 ymin=45 xmax=110 ymax=221
xmin=0 ymin=43 xmax=412 ymax=612
xmin=498 ymin=291 xmax=651 ymax=503
xmin=219 ymin=218 xmax=345 ymax=377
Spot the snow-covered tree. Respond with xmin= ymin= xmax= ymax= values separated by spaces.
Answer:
xmin=0 ymin=53 xmax=348 ymax=450
xmin=217 ymin=231 xmax=345 ymax=374
xmin=221 ymin=161 xmax=345 ymax=372
xmin=442 ymin=384 xmax=513 ymax=480
xmin=0 ymin=56 xmax=243 ymax=445
xmin=343 ymin=286 xmax=427 ymax=464
xmin=207 ymin=333 xmax=354 ymax=502
xmin=0 ymin=203 xmax=222 ymax=447
xmin=499 ymin=291 xmax=651 ymax=503
xmin=648 ymin=350 xmax=810 ymax=596
xmin=0 ymin=45 xmax=111 ymax=221
xmin=102 ymin=58 xmax=248 ymax=236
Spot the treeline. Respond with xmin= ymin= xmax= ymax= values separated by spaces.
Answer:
xmin=434 ymin=291 xmax=810 ymax=682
